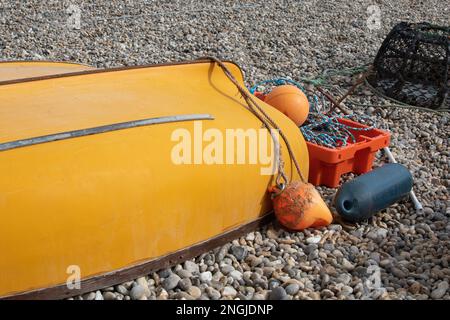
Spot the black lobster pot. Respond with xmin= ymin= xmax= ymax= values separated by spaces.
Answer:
xmin=368 ymin=22 xmax=449 ymax=110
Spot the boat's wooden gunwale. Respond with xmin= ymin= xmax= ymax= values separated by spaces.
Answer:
xmin=0 ymin=60 xmax=96 ymax=82
xmin=1 ymin=213 xmax=273 ymax=300
xmin=0 ymin=59 xmax=243 ymax=86
xmin=0 ymin=60 xmax=93 ymax=67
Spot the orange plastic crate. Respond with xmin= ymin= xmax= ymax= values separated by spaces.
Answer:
xmin=306 ymin=118 xmax=390 ymax=188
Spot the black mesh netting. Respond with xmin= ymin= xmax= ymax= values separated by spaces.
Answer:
xmin=368 ymin=22 xmax=449 ymax=110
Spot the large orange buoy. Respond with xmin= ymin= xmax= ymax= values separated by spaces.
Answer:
xmin=264 ymin=85 xmax=310 ymax=126
xmin=270 ymin=180 xmax=333 ymax=230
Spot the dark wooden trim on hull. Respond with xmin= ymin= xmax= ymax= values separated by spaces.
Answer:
xmin=0 ymin=59 xmax=244 ymax=86
xmin=1 ymin=213 xmax=274 ymax=300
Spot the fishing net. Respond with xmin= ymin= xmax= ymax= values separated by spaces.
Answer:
xmin=368 ymin=22 xmax=449 ymax=110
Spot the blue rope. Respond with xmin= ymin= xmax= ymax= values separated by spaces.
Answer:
xmin=250 ymin=76 xmax=374 ymax=149
xmin=250 ymin=77 xmax=374 ymax=149
xmin=249 ymin=77 xmax=307 ymax=94
xmin=249 ymin=78 xmax=321 ymax=113
xmin=300 ymin=113 xmax=374 ymax=148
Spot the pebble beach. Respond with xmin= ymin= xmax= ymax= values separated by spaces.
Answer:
xmin=1 ymin=0 xmax=449 ymax=300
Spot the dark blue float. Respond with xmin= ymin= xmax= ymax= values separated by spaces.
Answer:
xmin=334 ymin=163 xmax=413 ymax=222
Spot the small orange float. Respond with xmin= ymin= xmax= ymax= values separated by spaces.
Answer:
xmin=264 ymin=85 xmax=310 ymax=126
xmin=269 ymin=180 xmax=333 ymax=231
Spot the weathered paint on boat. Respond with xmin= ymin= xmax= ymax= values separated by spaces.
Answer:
xmin=0 ymin=61 xmax=94 ymax=82
xmin=0 ymin=60 xmax=309 ymax=299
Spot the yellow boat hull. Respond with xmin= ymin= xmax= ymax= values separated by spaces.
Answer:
xmin=0 ymin=60 xmax=309 ymax=299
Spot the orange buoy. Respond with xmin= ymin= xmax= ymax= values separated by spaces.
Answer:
xmin=264 ymin=85 xmax=310 ymax=126
xmin=270 ymin=180 xmax=333 ymax=230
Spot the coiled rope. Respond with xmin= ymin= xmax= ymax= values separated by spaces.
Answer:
xmin=250 ymin=75 xmax=375 ymax=149
xmin=300 ymin=114 xmax=374 ymax=148
xmin=200 ymin=57 xmax=306 ymax=187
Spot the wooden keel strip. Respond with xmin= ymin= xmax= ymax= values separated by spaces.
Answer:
xmin=2 ymin=213 xmax=274 ymax=300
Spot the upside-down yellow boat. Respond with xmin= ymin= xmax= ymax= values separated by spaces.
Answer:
xmin=0 ymin=60 xmax=309 ymax=299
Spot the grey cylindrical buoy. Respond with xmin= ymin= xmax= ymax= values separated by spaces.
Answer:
xmin=334 ymin=163 xmax=413 ymax=222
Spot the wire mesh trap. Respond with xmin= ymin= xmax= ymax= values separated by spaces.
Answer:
xmin=368 ymin=22 xmax=449 ymax=110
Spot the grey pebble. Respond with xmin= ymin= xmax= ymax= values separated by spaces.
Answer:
xmin=431 ymin=281 xmax=449 ymax=299
xmin=178 ymin=278 xmax=192 ymax=291
xmin=199 ymin=271 xmax=213 ymax=283
xmin=206 ymin=287 xmax=221 ymax=300
xmin=285 ymin=283 xmax=300 ymax=295
xmin=130 ymin=285 xmax=146 ymax=300
xmin=184 ymin=260 xmax=200 ymax=275
xmin=94 ymin=290 xmax=104 ymax=301
xmin=115 ymin=285 xmax=128 ymax=296
xmin=162 ymin=274 xmax=181 ymax=291
xmin=102 ymin=292 xmax=116 ymax=300
xmin=269 ymin=287 xmax=287 ymax=300
xmin=158 ymin=269 xmax=172 ymax=279
xmin=230 ymin=245 xmax=248 ymax=261
xmin=222 ymin=286 xmax=237 ymax=298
